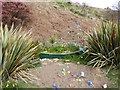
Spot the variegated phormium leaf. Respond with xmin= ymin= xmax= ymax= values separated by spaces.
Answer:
xmin=87 ymin=21 xmax=120 ymax=72
xmin=0 ymin=24 xmax=40 ymax=82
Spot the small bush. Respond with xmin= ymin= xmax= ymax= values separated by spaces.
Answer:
xmin=86 ymin=21 xmax=120 ymax=71
xmin=2 ymin=2 xmax=30 ymax=27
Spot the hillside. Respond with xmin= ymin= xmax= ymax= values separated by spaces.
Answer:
xmin=23 ymin=2 xmax=99 ymax=45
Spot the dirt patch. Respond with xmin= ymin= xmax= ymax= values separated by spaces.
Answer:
xmin=29 ymin=59 xmax=111 ymax=88
xmin=23 ymin=2 xmax=99 ymax=45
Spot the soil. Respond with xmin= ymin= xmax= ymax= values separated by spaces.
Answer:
xmin=23 ymin=2 xmax=99 ymax=45
xmin=29 ymin=59 xmax=111 ymax=88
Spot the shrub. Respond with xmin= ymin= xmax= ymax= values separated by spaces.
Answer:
xmin=86 ymin=21 xmax=120 ymax=72
xmin=2 ymin=2 xmax=30 ymax=28
xmin=0 ymin=24 xmax=40 ymax=82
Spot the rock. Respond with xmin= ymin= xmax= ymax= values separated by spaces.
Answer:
xmin=57 ymin=74 xmax=61 ymax=78
xmin=102 ymin=84 xmax=107 ymax=88
xmin=80 ymin=72 xmax=85 ymax=77
xmin=62 ymin=72 xmax=66 ymax=75
xmin=67 ymin=65 xmax=70 ymax=68
xmin=73 ymin=74 xmax=77 ymax=78
xmin=67 ymin=71 xmax=70 ymax=74
xmin=88 ymin=81 xmax=93 ymax=87
xmin=53 ymin=83 xmax=57 ymax=87
xmin=69 ymin=84 xmax=72 ymax=87
xmin=77 ymin=62 xmax=80 ymax=65
xmin=78 ymin=79 xmax=82 ymax=82
xmin=62 ymin=68 xmax=66 ymax=72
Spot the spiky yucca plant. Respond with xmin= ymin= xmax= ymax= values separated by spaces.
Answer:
xmin=87 ymin=21 xmax=120 ymax=71
xmin=0 ymin=24 xmax=40 ymax=82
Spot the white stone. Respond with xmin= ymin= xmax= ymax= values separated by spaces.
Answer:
xmin=103 ymin=84 xmax=107 ymax=88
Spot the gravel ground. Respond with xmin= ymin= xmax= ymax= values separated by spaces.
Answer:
xmin=29 ymin=59 xmax=111 ymax=88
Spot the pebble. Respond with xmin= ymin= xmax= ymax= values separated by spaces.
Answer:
xmin=69 ymin=84 xmax=72 ymax=87
xmin=53 ymin=83 xmax=57 ymax=87
xmin=76 ymin=79 xmax=79 ymax=81
xmin=80 ymin=72 xmax=85 ymax=77
xmin=78 ymin=79 xmax=82 ymax=82
xmin=88 ymin=81 xmax=93 ymax=87
xmin=96 ymin=74 xmax=102 ymax=77
xmin=40 ymin=59 xmax=47 ymax=61
xmin=102 ymin=84 xmax=107 ymax=88
xmin=73 ymin=74 xmax=77 ymax=78
xmin=77 ymin=62 xmax=80 ymax=65
xmin=62 ymin=68 xmax=66 ymax=72
xmin=62 ymin=72 xmax=66 ymax=75
xmin=67 ymin=66 xmax=70 ymax=68
xmin=67 ymin=71 xmax=70 ymax=74
xmin=57 ymin=74 xmax=61 ymax=78
xmin=76 ymin=79 xmax=81 ymax=82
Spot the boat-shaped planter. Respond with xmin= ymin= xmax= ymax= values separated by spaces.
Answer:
xmin=39 ymin=51 xmax=81 ymax=59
